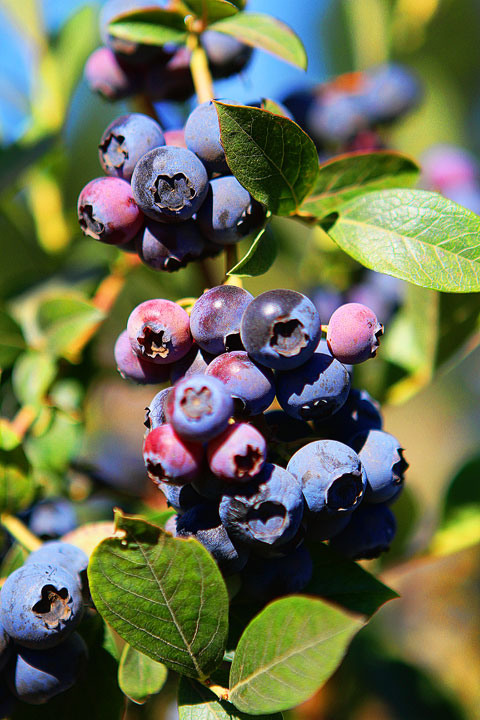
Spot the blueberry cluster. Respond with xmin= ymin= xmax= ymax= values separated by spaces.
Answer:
xmin=115 ymin=286 xmax=407 ymax=603
xmin=77 ymin=104 xmax=267 ymax=271
xmin=85 ymin=0 xmax=252 ymax=102
xmin=0 ymin=541 xmax=89 ymax=708
xmin=283 ymin=63 xmax=421 ymax=152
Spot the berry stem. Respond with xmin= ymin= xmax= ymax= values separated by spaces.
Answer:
xmin=1 ymin=514 xmax=42 ymax=552
xmin=10 ymin=405 xmax=37 ymax=439
xmin=188 ymin=33 xmax=215 ymax=103
xmin=201 ymin=680 xmax=230 ymax=702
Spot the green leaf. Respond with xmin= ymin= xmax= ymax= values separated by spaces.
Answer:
xmin=299 ymin=152 xmax=420 ymax=219
xmin=0 ymin=543 xmax=28 ymax=579
xmin=210 ymin=13 xmax=307 ymax=69
xmin=24 ymin=410 xmax=82 ymax=473
xmin=325 ymin=189 xmax=480 ymax=292
xmin=184 ymin=0 xmax=239 ymax=22
xmin=88 ymin=510 xmax=229 ymax=680
xmin=0 ymin=465 xmax=35 ymax=515
xmin=118 ymin=644 xmax=167 ymax=704
xmin=0 ymin=420 xmax=21 ymax=451
xmin=108 ymin=8 xmax=188 ymax=47
xmin=178 ymin=677 xmax=283 ymax=720
xmin=229 ymin=596 xmax=363 ymax=714
xmin=0 ymin=136 xmax=56 ymax=192
xmin=0 ymin=310 xmax=25 ymax=369
xmin=259 ymin=98 xmax=290 ymax=117
xmin=227 ymin=225 xmax=276 ymax=277
xmin=36 ymin=294 xmax=105 ymax=359
xmin=12 ymin=351 xmax=56 ymax=406
xmin=305 ymin=542 xmax=399 ymax=617
xmin=215 ymin=102 xmax=318 ymax=216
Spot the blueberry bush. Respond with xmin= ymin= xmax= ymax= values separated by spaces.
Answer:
xmin=0 ymin=0 xmax=479 ymax=718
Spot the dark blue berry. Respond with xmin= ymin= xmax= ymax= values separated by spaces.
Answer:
xmin=184 ymin=100 xmax=230 ymax=174
xmin=190 ymin=286 xmax=253 ymax=355
xmin=205 ymin=351 xmax=275 ymax=416
xmin=363 ymin=63 xmax=421 ymax=124
xmin=99 ymin=113 xmax=165 ymax=181
xmin=313 ymin=388 xmax=382 ymax=443
xmin=115 ymin=330 xmax=171 ymax=384
xmin=330 ymin=502 xmax=397 ymax=559
xmin=137 ymin=219 xmax=206 ymax=271
xmin=155 ymin=481 xmax=202 ymax=513
xmin=144 ymin=387 xmax=172 ymax=430
xmin=350 ymin=429 xmax=408 ymax=503
xmin=239 ymin=544 xmax=313 ymax=603
xmin=240 ymin=289 xmax=321 ymax=370
xmin=201 ymin=32 xmax=253 ymax=79
xmin=170 ymin=345 xmax=213 ymax=384
xmin=28 ymin=499 xmax=77 ymax=539
xmin=264 ymin=410 xmax=313 ymax=443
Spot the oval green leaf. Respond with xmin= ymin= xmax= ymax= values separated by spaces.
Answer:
xmin=0 ymin=310 xmax=25 ymax=369
xmin=325 ymin=189 xmax=480 ymax=292
xmin=0 ymin=465 xmax=35 ymax=515
xmin=215 ymin=102 xmax=318 ymax=216
xmin=185 ymin=0 xmax=239 ymax=22
xmin=118 ymin=644 xmax=167 ymax=704
xmin=179 ymin=677 xmax=283 ymax=720
xmin=209 ymin=13 xmax=307 ymax=69
xmin=229 ymin=596 xmax=363 ymax=714
xmin=12 ymin=350 xmax=56 ymax=406
xmin=299 ymin=151 xmax=420 ymax=219
xmin=227 ymin=225 xmax=276 ymax=277
xmin=36 ymin=294 xmax=105 ymax=359
xmin=88 ymin=510 xmax=229 ymax=680
xmin=108 ymin=8 xmax=188 ymax=47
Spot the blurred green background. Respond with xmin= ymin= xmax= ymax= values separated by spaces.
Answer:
xmin=0 ymin=0 xmax=479 ymax=718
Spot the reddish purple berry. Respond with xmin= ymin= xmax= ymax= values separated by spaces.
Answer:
xmin=166 ymin=375 xmax=234 ymax=443
xmin=114 ymin=330 xmax=171 ymax=385
xmin=127 ymin=299 xmax=192 ymax=365
xmin=205 ymin=351 xmax=275 ymax=416
xmin=170 ymin=344 xmax=213 ymax=384
xmin=84 ymin=47 xmax=139 ymax=100
xmin=190 ymin=286 xmax=254 ymax=355
xmin=207 ymin=423 xmax=266 ymax=482
xmin=326 ymin=302 xmax=384 ymax=364
xmin=77 ymin=177 xmax=143 ymax=245
xmin=143 ymin=424 xmax=203 ymax=485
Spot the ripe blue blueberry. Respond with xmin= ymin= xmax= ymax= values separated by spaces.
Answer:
xmin=306 ymin=91 xmax=368 ymax=144
xmin=329 ymin=502 xmax=397 ymax=559
xmin=137 ymin=219 xmax=206 ymax=271
xmin=131 ymin=146 xmax=208 ymax=223
xmin=205 ymin=350 xmax=275 ymax=416
xmin=190 ymin=286 xmax=254 ymax=355
xmin=0 ymin=618 xmax=11 ymax=673
xmin=115 ymin=330 xmax=172 ymax=385
xmin=127 ymin=298 xmax=192 ymax=365
xmin=175 ymin=503 xmax=249 ymax=575
xmin=350 ymin=429 xmax=408 ymax=503
xmin=219 ymin=463 xmax=304 ymax=553
xmin=144 ymin=387 xmax=172 ymax=431
xmin=239 ymin=543 xmax=313 ymax=604
xmin=143 ymin=46 xmax=194 ymax=102
xmin=305 ymin=508 xmax=352 ymax=542
xmin=0 ymin=564 xmax=83 ymax=650
xmin=240 ymin=289 xmax=321 ymax=370
xmin=166 ymin=375 xmax=233 ymax=443
xmin=9 ymin=632 xmax=87 ymax=705
xmin=326 ymin=302 xmax=384 ymax=364
xmin=99 ymin=113 xmax=165 ymax=181
xmin=196 ymin=176 xmax=266 ymax=246
xmin=276 ymin=351 xmax=351 ymax=421
xmin=77 ymin=177 xmax=144 ymax=245
xmin=25 ymin=542 xmax=88 ymax=581
xmin=363 ymin=63 xmax=421 ymax=124
xmin=28 ymin=498 xmax=77 ymax=539
xmin=313 ymin=388 xmax=382 ymax=442
xmin=201 ymin=32 xmax=253 ymax=79
xmin=155 ymin=481 xmax=202 ymax=514
xmin=143 ymin=424 xmax=203 ymax=485
xmin=264 ymin=410 xmax=313 ymax=443
xmin=287 ymin=439 xmax=367 ymax=514
xmin=207 ymin=422 xmax=266 ymax=481
xmin=184 ymin=100 xmax=230 ymax=174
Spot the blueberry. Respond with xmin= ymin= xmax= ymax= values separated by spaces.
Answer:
xmin=287 ymin=439 xmax=366 ymax=514
xmin=131 ymin=146 xmax=208 ymax=223
xmin=184 ymin=100 xmax=231 ymax=174
xmin=0 ymin=564 xmax=83 ymax=650
xmin=240 ymin=289 xmax=321 ymax=370
xmin=197 ymin=176 xmax=266 ymax=246
xmin=144 ymin=387 xmax=172 ymax=430
xmin=78 ymin=177 xmax=144 ymax=245
xmin=205 ymin=351 xmax=275 ymax=416
xmin=201 ymin=31 xmax=253 ymax=79
xmin=207 ymin=423 xmax=266 ymax=481
xmin=9 ymin=631 xmax=87 ymax=705
xmin=137 ymin=218 xmax=206 ymax=271
xmin=264 ymin=410 xmax=313 ymax=442
xmin=28 ymin=498 xmax=77 ymax=539
xmin=363 ymin=63 xmax=421 ymax=124
xmin=143 ymin=424 xmax=203 ymax=485
xmin=176 ymin=503 xmax=249 ymax=575
xmin=276 ymin=351 xmax=350 ymax=421
xmin=192 ymin=471 xmax=226 ymax=502
xmin=219 ymin=463 xmax=304 ymax=553
xmin=166 ymin=375 xmax=233 ymax=442
xmin=326 ymin=303 xmax=384 ymax=364
xmin=170 ymin=345 xmax=213 ymax=384
xmin=0 ymin=618 xmax=11 ymax=673
xmin=84 ymin=47 xmax=139 ymax=101
xmin=313 ymin=388 xmax=382 ymax=442
xmin=329 ymin=502 xmax=397 ymax=559
xmin=25 ymin=542 xmax=88 ymax=580
xmin=281 ymin=88 xmax=316 ymax=130
xmin=306 ymin=92 xmax=368 ymax=144
xmin=114 ymin=330 xmax=172 ymax=384
xmin=143 ymin=46 xmax=194 ymax=102
xmin=190 ymin=286 xmax=254 ymax=355
xmin=239 ymin=543 xmax=313 ymax=603
xmin=155 ymin=481 xmax=202 ymax=514
xmin=350 ymin=429 xmax=408 ymax=503
xmin=305 ymin=508 xmax=352 ymax=542
xmin=98 ymin=113 xmax=165 ymax=181
xmin=127 ymin=298 xmax=192 ymax=365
